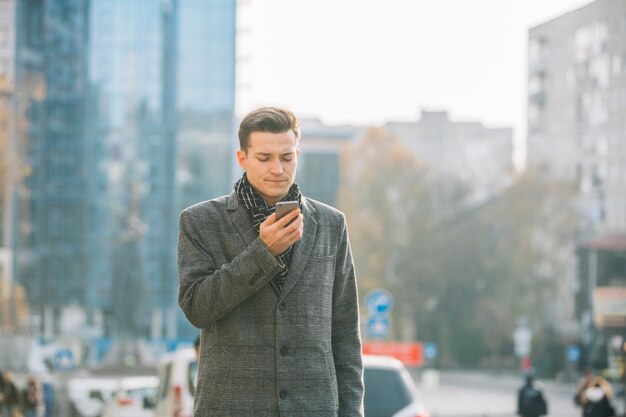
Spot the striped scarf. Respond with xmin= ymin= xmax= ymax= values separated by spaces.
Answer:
xmin=234 ymin=173 xmax=302 ymax=292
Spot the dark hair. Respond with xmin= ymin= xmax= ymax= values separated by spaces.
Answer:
xmin=238 ymin=107 xmax=300 ymax=151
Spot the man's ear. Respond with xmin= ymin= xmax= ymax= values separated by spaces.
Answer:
xmin=236 ymin=149 xmax=247 ymax=170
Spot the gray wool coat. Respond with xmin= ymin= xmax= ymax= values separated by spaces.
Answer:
xmin=178 ymin=191 xmax=364 ymax=417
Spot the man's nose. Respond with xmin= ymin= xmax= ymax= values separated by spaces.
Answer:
xmin=269 ymin=159 xmax=283 ymax=174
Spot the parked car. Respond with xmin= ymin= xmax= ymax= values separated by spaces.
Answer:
xmin=154 ymin=348 xmax=198 ymax=417
xmin=101 ymin=376 xmax=159 ymax=417
xmin=67 ymin=377 xmax=118 ymax=417
xmin=363 ymin=355 xmax=429 ymax=417
xmin=153 ymin=349 xmax=426 ymax=417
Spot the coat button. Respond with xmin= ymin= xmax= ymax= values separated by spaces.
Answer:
xmin=280 ymin=346 xmax=289 ymax=356
xmin=279 ymin=303 xmax=286 ymax=311
xmin=279 ymin=389 xmax=288 ymax=399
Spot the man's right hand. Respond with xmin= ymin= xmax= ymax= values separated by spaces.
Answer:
xmin=259 ymin=208 xmax=303 ymax=256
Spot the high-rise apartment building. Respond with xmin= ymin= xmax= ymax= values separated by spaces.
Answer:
xmin=528 ymin=0 xmax=626 ymax=235
xmin=528 ymin=0 xmax=626 ymax=369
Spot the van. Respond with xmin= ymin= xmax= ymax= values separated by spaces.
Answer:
xmin=154 ymin=348 xmax=197 ymax=417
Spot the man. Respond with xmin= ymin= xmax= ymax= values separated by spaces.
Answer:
xmin=517 ymin=370 xmax=548 ymax=417
xmin=178 ymin=107 xmax=364 ymax=417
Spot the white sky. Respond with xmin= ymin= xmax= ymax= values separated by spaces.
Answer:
xmin=236 ymin=0 xmax=594 ymax=164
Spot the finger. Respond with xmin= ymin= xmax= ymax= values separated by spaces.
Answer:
xmin=283 ymin=216 xmax=304 ymax=240
xmin=260 ymin=213 xmax=277 ymax=229
xmin=283 ymin=212 xmax=303 ymax=230
xmin=259 ymin=213 xmax=276 ymax=231
xmin=276 ymin=208 xmax=301 ymax=226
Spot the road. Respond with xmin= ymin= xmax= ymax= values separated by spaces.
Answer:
xmin=38 ymin=367 xmax=626 ymax=417
xmin=412 ymin=370 xmax=625 ymax=417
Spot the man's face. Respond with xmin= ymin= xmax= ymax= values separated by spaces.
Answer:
xmin=236 ymin=130 xmax=300 ymax=206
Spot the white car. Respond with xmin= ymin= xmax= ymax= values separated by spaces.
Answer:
xmin=67 ymin=377 xmax=118 ymax=417
xmin=363 ymin=355 xmax=430 ymax=417
xmin=101 ymin=376 xmax=159 ymax=417
xmin=154 ymin=348 xmax=198 ymax=417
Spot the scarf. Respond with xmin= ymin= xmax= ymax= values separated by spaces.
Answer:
xmin=234 ymin=173 xmax=302 ymax=292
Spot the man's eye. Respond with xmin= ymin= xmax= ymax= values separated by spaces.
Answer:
xmin=258 ymin=158 xmax=270 ymax=162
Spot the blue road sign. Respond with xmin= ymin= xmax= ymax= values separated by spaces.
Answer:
xmin=566 ymin=345 xmax=581 ymax=363
xmin=367 ymin=314 xmax=390 ymax=338
xmin=366 ymin=289 xmax=393 ymax=315
xmin=54 ymin=349 xmax=76 ymax=371
xmin=424 ymin=342 xmax=438 ymax=360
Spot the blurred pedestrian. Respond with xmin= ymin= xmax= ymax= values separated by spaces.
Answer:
xmin=582 ymin=376 xmax=615 ymax=417
xmin=2 ymin=372 xmax=20 ymax=417
xmin=517 ymin=371 xmax=548 ymax=417
xmin=0 ymin=370 xmax=5 ymax=413
xmin=575 ymin=367 xmax=595 ymax=407
xmin=21 ymin=377 xmax=42 ymax=417
xmin=178 ymin=107 xmax=363 ymax=417
xmin=40 ymin=378 xmax=54 ymax=417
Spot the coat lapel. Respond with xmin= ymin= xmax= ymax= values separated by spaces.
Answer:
xmin=279 ymin=198 xmax=317 ymax=300
xmin=227 ymin=191 xmax=258 ymax=246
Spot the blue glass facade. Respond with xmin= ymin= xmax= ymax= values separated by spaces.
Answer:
xmin=176 ymin=0 xmax=236 ymax=212
xmin=175 ymin=0 xmax=236 ymax=337
xmin=15 ymin=0 xmax=90 ymax=309
xmin=87 ymin=0 xmax=177 ymax=338
xmin=14 ymin=0 xmax=236 ymax=343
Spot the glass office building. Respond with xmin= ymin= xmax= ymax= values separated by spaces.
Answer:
xmin=14 ymin=0 xmax=91 ymax=326
xmin=13 ymin=0 xmax=236 ymax=348
xmin=176 ymin=0 xmax=236 ymax=212
xmin=174 ymin=0 xmax=237 ymax=338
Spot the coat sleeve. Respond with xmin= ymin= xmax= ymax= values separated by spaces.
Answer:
xmin=177 ymin=207 xmax=283 ymax=328
xmin=332 ymin=214 xmax=364 ymax=417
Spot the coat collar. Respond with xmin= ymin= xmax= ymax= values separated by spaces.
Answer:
xmin=227 ymin=191 xmax=318 ymax=300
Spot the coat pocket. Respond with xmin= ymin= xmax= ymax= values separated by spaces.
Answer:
xmin=200 ymin=346 xmax=234 ymax=409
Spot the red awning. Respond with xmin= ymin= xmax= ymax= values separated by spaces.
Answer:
xmin=582 ymin=234 xmax=626 ymax=252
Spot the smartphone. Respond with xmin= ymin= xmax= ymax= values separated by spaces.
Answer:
xmin=275 ymin=201 xmax=299 ymax=220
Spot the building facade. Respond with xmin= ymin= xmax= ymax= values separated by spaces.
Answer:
xmin=528 ymin=0 xmax=626 ymax=369
xmin=14 ymin=0 xmax=91 ymax=339
xmin=174 ymin=0 xmax=237 ymax=338
xmin=383 ymin=110 xmax=514 ymax=203
xmin=0 ymin=0 xmax=16 ymax=337
xmin=528 ymin=0 xmax=626 ymax=235
xmin=0 ymin=0 xmax=16 ymax=278
xmin=11 ymin=0 xmax=236 ymax=357
xmin=297 ymin=119 xmax=362 ymax=207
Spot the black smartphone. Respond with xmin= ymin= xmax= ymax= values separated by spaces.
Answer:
xmin=275 ymin=201 xmax=299 ymax=220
